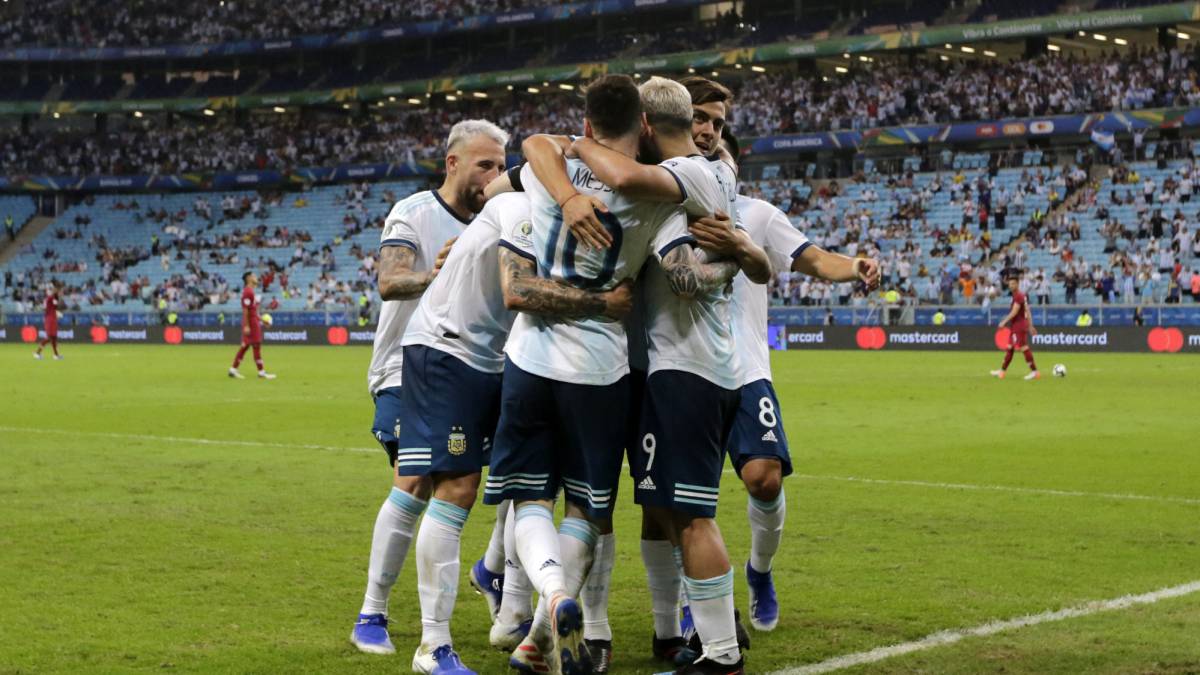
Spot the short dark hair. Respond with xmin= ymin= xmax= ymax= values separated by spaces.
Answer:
xmin=720 ymin=126 xmax=740 ymax=159
xmin=678 ymin=75 xmax=733 ymax=109
xmin=583 ymin=75 xmax=642 ymax=139
xmin=243 ymin=271 xmax=253 ymax=283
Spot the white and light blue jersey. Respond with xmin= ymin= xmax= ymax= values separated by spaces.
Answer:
xmin=369 ymin=190 xmax=473 ymax=394
xmin=642 ymin=156 xmax=745 ymax=390
xmin=502 ymin=160 xmax=690 ymax=386
xmin=402 ymin=193 xmax=532 ymax=374
xmin=733 ymin=196 xmax=811 ymax=386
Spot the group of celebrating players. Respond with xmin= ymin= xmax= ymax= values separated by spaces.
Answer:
xmin=344 ymin=73 xmax=881 ymax=675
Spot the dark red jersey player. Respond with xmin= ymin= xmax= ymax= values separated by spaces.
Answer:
xmin=34 ymin=282 xmax=63 ymax=360
xmin=992 ymin=273 xmax=1039 ymax=380
xmin=229 ymin=271 xmax=275 ymax=379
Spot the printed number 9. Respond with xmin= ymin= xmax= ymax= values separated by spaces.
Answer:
xmin=642 ymin=433 xmax=656 ymax=471
xmin=757 ymin=397 xmax=777 ymax=428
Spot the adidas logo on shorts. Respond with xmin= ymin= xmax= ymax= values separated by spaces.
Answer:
xmin=761 ymin=429 xmax=778 ymax=443
xmin=637 ymin=476 xmax=656 ymax=491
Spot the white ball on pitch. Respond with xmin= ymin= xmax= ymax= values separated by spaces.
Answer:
xmin=1052 ymin=363 xmax=1067 ymax=378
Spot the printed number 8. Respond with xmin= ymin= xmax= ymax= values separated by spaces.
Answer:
xmin=758 ymin=397 xmax=777 ymax=428
xmin=642 ymin=433 xmax=656 ymax=471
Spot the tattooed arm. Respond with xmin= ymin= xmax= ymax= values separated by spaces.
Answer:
xmin=499 ymin=247 xmax=633 ymax=319
xmin=659 ymin=244 xmax=739 ymax=300
xmin=377 ymin=237 xmax=455 ymax=301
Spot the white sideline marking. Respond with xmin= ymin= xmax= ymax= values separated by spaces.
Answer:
xmin=792 ymin=474 xmax=1200 ymax=506
xmin=770 ymin=580 xmax=1200 ymax=675
xmin=0 ymin=425 xmax=378 ymax=454
xmin=4 ymin=426 xmax=1198 ymax=506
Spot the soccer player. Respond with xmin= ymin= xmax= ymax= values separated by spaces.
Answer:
xmin=228 ymin=271 xmax=274 ymax=379
xmin=395 ymin=186 xmax=632 ymax=674
xmin=351 ymin=120 xmax=508 ymax=657
xmin=992 ymin=272 xmax=1040 ymax=380
xmin=483 ymin=74 xmax=750 ymax=675
xmin=33 ymin=281 xmax=63 ymax=360
xmin=568 ymin=77 xmax=771 ymax=675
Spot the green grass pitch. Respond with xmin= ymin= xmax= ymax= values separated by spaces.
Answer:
xmin=1 ymin=344 xmax=1198 ymax=674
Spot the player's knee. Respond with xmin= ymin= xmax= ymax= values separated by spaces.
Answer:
xmin=392 ymin=472 xmax=433 ymax=501
xmin=431 ymin=472 xmax=481 ymax=509
xmin=741 ymin=459 xmax=782 ymax=502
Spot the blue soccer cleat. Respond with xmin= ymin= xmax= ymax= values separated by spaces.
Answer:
xmin=412 ymin=644 xmax=476 ymax=674
xmin=745 ymin=561 xmax=779 ymax=631
xmin=551 ymin=595 xmax=590 ymax=674
xmin=350 ymin=613 xmax=395 ymax=654
xmin=469 ymin=557 xmax=505 ymax=619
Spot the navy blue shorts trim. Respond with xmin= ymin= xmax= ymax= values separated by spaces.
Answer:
xmin=632 ymin=370 xmax=739 ymax=518
xmin=371 ymin=386 xmax=404 ymax=466
xmin=483 ymin=357 xmax=628 ymax=519
xmin=726 ymin=379 xmax=792 ymax=477
xmin=394 ymin=345 xmax=502 ymax=476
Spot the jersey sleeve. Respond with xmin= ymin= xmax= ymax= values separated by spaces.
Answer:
xmin=498 ymin=199 xmax=537 ymax=263
xmin=764 ymin=207 xmax=812 ymax=262
xmin=649 ymin=209 xmax=693 ymax=262
xmin=659 ymin=157 xmax=727 ymax=217
xmin=241 ymin=290 xmax=253 ymax=308
xmin=380 ymin=205 xmax=419 ymax=251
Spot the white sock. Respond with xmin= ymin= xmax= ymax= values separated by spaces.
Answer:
xmin=529 ymin=517 xmax=598 ymax=639
xmin=499 ymin=501 xmax=533 ymax=626
xmin=582 ymin=532 xmax=615 ymax=641
xmin=673 ymin=546 xmax=689 ymax=608
xmin=483 ymin=499 xmax=510 ymax=575
xmin=361 ymin=487 xmax=427 ymax=615
xmin=748 ymin=491 xmax=786 ymax=574
xmin=642 ymin=539 xmax=682 ymax=639
xmin=416 ymin=498 xmax=469 ymax=648
xmin=684 ymin=569 xmax=739 ymax=665
xmin=514 ymin=503 xmax=565 ymax=598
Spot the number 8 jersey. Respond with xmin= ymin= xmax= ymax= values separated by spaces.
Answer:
xmin=500 ymin=160 xmax=690 ymax=386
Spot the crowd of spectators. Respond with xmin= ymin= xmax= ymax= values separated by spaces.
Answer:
xmin=732 ymin=44 xmax=1200 ymax=136
xmin=2 ymin=182 xmax=400 ymax=316
xmin=0 ymin=0 xmax=561 ymax=48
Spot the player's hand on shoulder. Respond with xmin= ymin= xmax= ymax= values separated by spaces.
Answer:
xmin=601 ymin=279 xmax=635 ymax=320
xmin=562 ymin=193 xmax=613 ymax=250
xmin=688 ymin=211 xmax=739 ymax=257
xmin=432 ymin=236 xmax=458 ymax=277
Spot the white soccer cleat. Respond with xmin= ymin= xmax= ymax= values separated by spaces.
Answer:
xmin=257 ymin=371 xmax=277 ymax=380
xmin=33 ymin=352 xmax=43 ymax=360
xmin=490 ymin=617 xmax=533 ymax=652
xmin=53 ymin=354 xmax=63 ymax=360
xmin=1024 ymin=370 xmax=1041 ymax=381
xmin=989 ymin=369 xmax=1005 ymax=379
xmin=228 ymin=367 xmax=245 ymax=379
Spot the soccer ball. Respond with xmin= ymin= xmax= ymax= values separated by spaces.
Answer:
xmin=261 ymin=313 xmax=273 ymax=327
xmin=1052 ymin=363 xmax=1067 ymax=377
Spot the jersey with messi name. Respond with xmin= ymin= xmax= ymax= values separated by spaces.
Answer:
xmin=732 ymin=195 xmax=811 ymax=387
xmin=369 ymin=190 xmax=473 ymax=394
xmin=501 ymin=159 xmax=690 ymax=386
xmin=402 ymin=193 xmax=531 ymax=374
xmin=641 ymin=155 xmax=744 ymax=390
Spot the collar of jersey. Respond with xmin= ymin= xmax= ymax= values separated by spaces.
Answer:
xmin=430 ymin=189 xmax=473 ymax=225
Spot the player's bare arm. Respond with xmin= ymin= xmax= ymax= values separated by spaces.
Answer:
xmin=688 ymin=213 xmax=770 ymax=284
xmin=522 ymin=134 xmax=612 ymax=249
xmin=660 ymin=244 xmax=739 ymax=299
xmin=498 ymin=247 xmax=632 ymax=319
xmin=483 ymin=171 xmax=514 ymax=200
xmin=1026 ymin=303 xmax=1037 ymax=336
xmin=377 ymin=241 xmax=453 ymax=301
xmin=242 ymin=307 xmax=251 ymax=335
xmin=793 ymin=247 xmax=882 ymax=290
xmin=998 ymin=303 xmax=1020 ymax=328
xmin=571 ymin=137 xmax=683 ymax=203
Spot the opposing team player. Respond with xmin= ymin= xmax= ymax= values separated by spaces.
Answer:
xmin=33 ymin=281 xmax=63 ymax=360
xmin=992 ymin=272 xmax=1040 ymax=380
xmin=351 ymin=120 xmax=508 ymax=656
xmin=396 ymin=185 xmax=632 ymax=674
xmin=483 ymin=74 xmax=751 ymax=675
xmin=228 ymin=271 xmax=275 ymax=379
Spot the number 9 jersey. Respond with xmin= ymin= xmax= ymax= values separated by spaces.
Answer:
xmin=500 ymin=160 xmax=691 ymax=386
